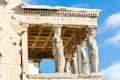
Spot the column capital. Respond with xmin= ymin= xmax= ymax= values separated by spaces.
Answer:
xmin=53 ymin=24 xmax=63 ymax=36
xmin=53 ymin=24 xmax=63 ymax=28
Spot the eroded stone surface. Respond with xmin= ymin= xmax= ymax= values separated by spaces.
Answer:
xmin=0 ymin=0 xmax=102 ymax=80
xmin=28 ymin=74 xmax=103 ymax=80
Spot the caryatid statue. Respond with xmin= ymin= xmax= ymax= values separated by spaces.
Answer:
xmin=64 ymin=57 xmax=71 ymax=74
xmin=52 ymin=25 xmax=65 ymax=73
xmin=87 ymin=28 xmax=99 ymax=73
xmin=80 ymin=39 xmax=89 ymax=75
xmin=71 ymin=50 xmax=78 ymax=74
xmin=64 ymin=50 xmax=78 ymax=74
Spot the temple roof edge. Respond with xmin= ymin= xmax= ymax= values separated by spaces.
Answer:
xmin=21 ymin=3 xmax=101 ymax=15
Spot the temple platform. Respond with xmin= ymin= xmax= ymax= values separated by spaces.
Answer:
xmin=28 ymin=74 xmax=103 ymax=80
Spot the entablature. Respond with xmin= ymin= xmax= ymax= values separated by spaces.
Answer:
xmin=21 ymin=4 xmax=101 ymax=28
xmin=21 ymin=4 xmax=101 ymax=18
xmin=21 ymin=16 xmax=97 ymax=28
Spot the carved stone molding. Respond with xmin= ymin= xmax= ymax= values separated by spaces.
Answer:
xmin=22 ymin=9 xmax=99 ymax=17
xmin=28 ymin=74 xmax=103 ymax=79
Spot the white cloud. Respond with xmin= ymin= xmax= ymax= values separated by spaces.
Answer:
xmin=103 ymin=13 xmax=120 ymax=46
xmin=28 ymin=61 xmax=39 ymax=74
xmin=101 ymin=62 xmax=120 ymax=80
xmin=105 ymin=13 xmax=120 ymax=29
xmin=97 ymin=13 xmax=120 ymax=35
xmin=104 ymin=32 xmax=120 ymax=46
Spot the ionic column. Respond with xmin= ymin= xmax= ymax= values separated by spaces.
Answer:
xmin=52 ymin=24 xmax=65 ymax=73
xmin=87 ymin=27 xmax=99 ymax=73
xmin=21 ymin=24 xmax=29 ymax=80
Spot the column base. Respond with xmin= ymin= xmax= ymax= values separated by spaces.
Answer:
xmin=28 ymin=73 xmax=103 ymax=80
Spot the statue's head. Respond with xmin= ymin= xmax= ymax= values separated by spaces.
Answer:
xmin=89 ymin=28 xmax=96 ymax=37
xmin=54 ymin=26 xmax=62 ymax=36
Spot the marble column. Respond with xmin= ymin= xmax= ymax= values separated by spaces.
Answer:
xmin=87 ymin=27 xmax=99 ymax=73
xmin=21 ymin=24 xmax=29 ymax=80
xmin=52 ymin=25 xmax=65 ymax=73
xmin=77 ymin=45 xmax=83 ymax=74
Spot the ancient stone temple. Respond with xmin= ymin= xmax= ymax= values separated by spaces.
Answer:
xmin=0 ymin=0 xmax=102 ymax=80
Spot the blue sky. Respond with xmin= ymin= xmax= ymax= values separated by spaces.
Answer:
xmin=24 ymin=0 xmax=120 ymax=80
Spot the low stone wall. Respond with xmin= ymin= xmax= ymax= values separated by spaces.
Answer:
xmin=28 ymin=74 xmax=103 ymax=80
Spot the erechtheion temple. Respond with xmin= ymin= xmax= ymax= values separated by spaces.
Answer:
xmin=0 ymin=0 xmax=102 ymax=80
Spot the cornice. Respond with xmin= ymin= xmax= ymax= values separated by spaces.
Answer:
xmin=21 ymin=4 xmax=101 ymax=17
